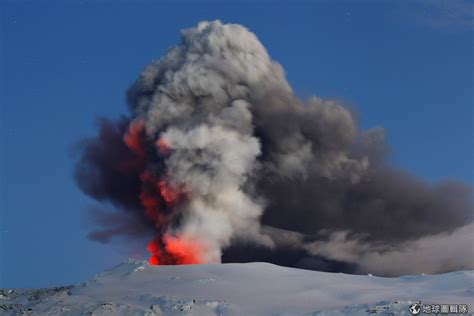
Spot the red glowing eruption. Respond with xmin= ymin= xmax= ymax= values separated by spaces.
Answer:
xmin=139 ymin=171 xmax=165 ymax=227
xmin=156 ymin=138 xmax=171 ymax=154
xmin=147 ymin=235 xmax=205 ymax=265
xmin=124 ymin=120 xmax=146 ymax=158
xmin=122 ymin=121 xmax=201 ymax=265
xmin=158 ymin=180 xmax=181 ymax=205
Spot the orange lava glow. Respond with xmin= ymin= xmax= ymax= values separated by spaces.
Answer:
xmin=147 ymin=235 xmax=205 ymax=265
xmin=118 ymin=119 xmax=148 ymax=172
xmin=158 ymin=180 xmax=181 ymax=205
xmin=147 ymin=239 xmax=162 ymax=265
xmin=138 ymin=170 xmax=165 ymax=226
xmin=121 ymin=120 xmax=201 ymax=267
xmin=124 ymin=120 xmax=146 ymax=157
xmin=149 ymin=255 xmax=159 ymax=265
xmin=140 ymin=191 xmax=165 ymax=226
xmin=156 ymin=138 xmax=171 ymax=154
xmin=163 ymin=235 xmax=205 ymax=264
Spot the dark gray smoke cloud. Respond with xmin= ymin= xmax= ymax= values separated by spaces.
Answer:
xmin=75 ymin=20 xmax=473 ymax=275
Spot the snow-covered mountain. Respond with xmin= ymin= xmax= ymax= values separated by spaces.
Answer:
xmin=1 ymin=260 xmax=472 ymax=315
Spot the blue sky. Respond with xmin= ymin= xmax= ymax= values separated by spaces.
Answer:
xmin=1 ymin=1 xmax=472 ymax=288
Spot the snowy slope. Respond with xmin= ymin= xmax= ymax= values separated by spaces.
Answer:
xmin=1 ymin=260 xmax=473 ymax=315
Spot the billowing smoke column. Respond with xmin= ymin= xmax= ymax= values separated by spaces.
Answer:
xmin=75 ymin=21 xmax=473 ymax=275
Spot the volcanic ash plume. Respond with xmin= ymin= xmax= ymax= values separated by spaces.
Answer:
xmin=75 ymin=20 xmax=473 ymax=275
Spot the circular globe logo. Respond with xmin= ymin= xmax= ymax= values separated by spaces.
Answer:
xmin=409 ymin=303 xmax=421 ymax=315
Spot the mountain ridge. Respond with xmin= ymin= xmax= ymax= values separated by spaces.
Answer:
xmin=1 ymin=260 xmax=472 ymax=315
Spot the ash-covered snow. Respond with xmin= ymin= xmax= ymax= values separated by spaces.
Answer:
xmin=1 ymin=260 xmax=472 ymax=315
